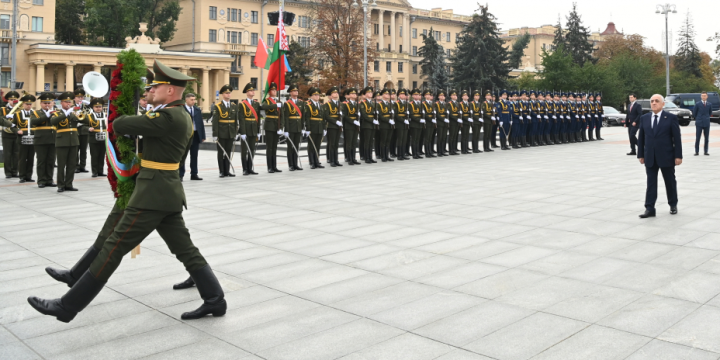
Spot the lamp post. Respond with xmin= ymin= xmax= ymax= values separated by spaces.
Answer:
xmin=656 ymin=4 xmax=676 ymax=96
xmin=352 ymin=0 xmax=377 ymax=88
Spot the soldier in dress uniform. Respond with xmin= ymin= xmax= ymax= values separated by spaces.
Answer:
xmin=552 ymin=92 xmax=563 ymax=144
xmin=447 ymin=89 xmax=460 ymax=155
xmin=490 ymin=92 xmax=499 ymax=149
xmin=238 ymin=83 xmax=260 ymax=175
xmin=408 ymin=88 xmax=424 ymax=159
xmin=393 ymin=88 xmax=410 ymax=160
xmin=587 ymin=93 xmax=596 ymax=141
xmin=388 ymin=88 xmax=398 ymax=158
xmin=376 ymin=88 xmax=394 ymax=162
xmin=86 ymin=98 xmax=108 ymax=177
xmin=29 ymin=59 xmax=227 ymax=323
xmin=303 ymin=87 xmax=325 ymax=169
xmin=374 ymin=90 xmax=383 ymax=159
xmin=358 ymin=87 xmax=371 ymax=161
xmin=595 ymin=93 xmax=604 ymax=140
xmin=567 ymin=93 xmax=578 ymax=143
xmin=52 ymin=92 xmax=90 ymax=192
xmin=557 ymin=92 xmax=567 ymax=144
xmin=422 ymin=89 xmax=437 ymax=157
xmin=261 ymin=82 xmax=283 ymax=173
xmin=281 ymin=84 xmax=304 ymax=171
xmin=73 ymin=89 xmax=90 ymax=174
xmin=359 ymin=86 xmax=376 ymax=163
xmin=30 ymin=92 xmax=57 ymax=187
xmin=323 ymin=86 xmax=343 ymax=167
xmin=342 ymin=88 xmax=360 ymax=165
xmin=542 ymin=92 xmax=554 ymax=145
xmin=496 ymin=90 xmax=511 ymax=150
xmin=459 ymin=90 xmax=471 ymax=154
xmin=529 ymin=91 xmax=540 ymax=146
xmin=510 ymin=91 xmax=521 ymax=149
xmin=12 ymin=94 xmax=36 ymax=183
xmin=469 ymin=90 xmax=482 ymax=153
xmin=211 ymin=84 xmax=238 ymax=178
xmin=435 ymin=90 xmax=449 ymax=156
xmin=482 ymin=90 xmax=495 ymax=152
xmin=2 ymin=91 xmax=21 ymax=178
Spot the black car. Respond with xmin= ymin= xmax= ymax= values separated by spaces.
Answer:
xmin=636 ymin=99 xmax=692 ymax=126
xmin=602 ymin=106 xmax=625 ymax=127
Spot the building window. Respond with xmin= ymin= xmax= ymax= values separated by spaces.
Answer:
xmin=31 ymin=17 xmax=43 ymax=32
xmin=32 ymin=0 xmax=43 ymax=4
xmin=422 ymin=81 xmax=427 ymax=89
xmin=209 ymin=29 xmax=217 ymax=42
xmin=0 ymin=71 xmax=10 ymax=88
xmin=398 ymin=80 xmax=403 ymax=89
xmin=250 ymin=78 xmax=258 ymax=90
xmin=0 ymin=43 xmax=8 ymax=66
xmin=209 ymin=6 xmax=217 ymax=20
xmin=373 ymin=23 xmax=379 ymax=35
xmin=387 ymin=44 xmax=390 ymax=52
xmin=542 ymin=43 xmax=546 ymax=50
xmin=434 ymin=31 xmax=440 ymax=41
xmin=412 ymin=81 xmax=417 ymax=89
xmin=251 ymin=55 xmax=257 ymax=68
xmin=398 ymin=62 xmax=403 ymax=73
xmin=447 ymin=49 xmax=451 ymax=57
xmin=376 ymin=43 xmax=379 ymax=51
xmin=298 ymin=36 xmax=310 ymax=48
xmin=399 ymin=26 xmax=402 ymax=37
xmin=299 ymin=16 xmax=309 ymax=28
xmin=456 ymin=33 xmax=459 ymax=42
xmin=412 ymin=46 xmax=417 ymax=56
xmin=412 ymin=64 xmax=417 ymax=74
xmin=251 ymin=33 xmax=258 ymax=45
xmin=422 ymin=29 xmax=427 ymax=37
xmin=0 ymin=15 xmax=9 ymax=30
xmin=231 ymin=9 xmax=238 ymax=22
xmin=374 ymin=80 xmax=379 ymax=89
xmin=412 ymin=28 xmax=417 ymax=38
xmin=251 ymin=11 xmax=258 ymax=23
xmin=267 ymin=33 xmax=274 ymax=47
xmin=386 ymin=61 xmax=391 ymax=72
xmin=399 ymin=45 xmax=402 ymax=53
xmin=374 ymin=61 xmax=379 ymax=72
xmin=387 ymin=25 xmax=390 ymax=36
xmin=230 ymin=77 xmax=239 ymax=90
xmin=229 ymin=31 xmax=237 ymax=43
xmin=446 ymin=32 xmax=450 ymax=42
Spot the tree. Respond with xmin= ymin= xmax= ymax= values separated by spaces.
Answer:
xmin=508 ymin=32 xmax=531 ymax=69
xmin=552 ymin=17 xmax=565 ymax=51
xmin=449 ymin=5 xmax=510 ymax=93
xmin=55 ymin=0 xmax=85 ymax=45
xmin=564 ymin=2 xmax=595 ymax=66
xmin=674 ymin=12 xmax=703 ymax=78
xmin=307 ymin=0 xmax=374 ymax=91
xmin=286 ymin=40 xmax=314 ymax=87
xmin=419 ymin=27 xmax=443 ymax=91
xmin=538 ymin=44 xmax=576 ymax=91
xmin=84 ymin=0 xmax=181 ymax=47
xmin=432 ymin=50 xmax=451 ymax=91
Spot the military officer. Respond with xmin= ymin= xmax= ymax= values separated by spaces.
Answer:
xmin=469 ymin=90 xmax=482 ymax=153
xmin=557 ymin=92 xmax=567 ymax=144
xmin=393 ymin=88 xmax=410 ymax=160
xmin=261 ymin=82 xmax=283 ymax=173
xmin=447 ymin=90 xmax=460 ymax=155
xmin=30 ymin=92 xmax=57 ymax=187
xmin=587 ymin=93 xmax=596 ymax=141
xmin=51 ymin=92 xmax=90 ymax=192
xmin=73 ymin=89 xmax=90 ymax=173
xmin=282 ymin=84 xmax=304 ymax=171
xmin=29 ymin=59 xmax=226 ymax=323
xmin=422 ymin=90 xmax=437 ymax=157
xmin=303 ymin=87 xmax=325 ymax=169
xmin=595 ymin=93 xmax=604 ymax=140
xmin=459 ymin=90 xmax=471 ymax=154
xmin=408 ymin=88 xmax=424 ymax=159
xmin=374 ymin=90 xmax=383 ymax=159
xmin=376 ymin=88 xmax=394 ymax=162
xmin=11 ymin=93 xmax=36 ymax=183
xmin=529 ymin=91 xmax=540 ymax=146
xmin=359 ymin=86 xmax=377 ymax=163
xmin=388 ymin=88 xmax=398 ymax=158
xmin=490 ymin=91 xmax=499 ymax=149
xmin=323 ymin=86 xmax=343 ymax=167
xmin=435 ymin=90 xmax=449 ymax=156
xmin=86 ymin=98 xmax=108 ymax=177
xmin=2 ymin=91 xmax=21 ymax=178
xmin=552 ymin=92 xmax=562 ymax=144
xmin=341 ymin=88 xmax=360 ymax=165
xmin=534 ymin=91 xmax=546 ymax=146
xmin=238 ymin=83 xmax=260 ymax=175
xmin=211 ymin=85 xmax=238 ymax=178
xmin=567 ymin=93 xmax=577 ymax=143
xmin=509 ymin=91 xmax=520 ymax=149
xmin=496 ymin=90 xmax=511 ymax=150
xmin=481 ymin=90 xmax=495 ymax=152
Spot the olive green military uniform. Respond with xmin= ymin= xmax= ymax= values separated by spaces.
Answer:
xmin=459 ymin=98 xmax=471 ymax=154
xmin=408 ymin=94 xmax=424 ymax=159
xmin=211 ymin=98 xmax=238 ymax=177
xmin=2 ymin=103 xmax=20 ymax=178
xmin=12 ymin=106 xmax=35 ymax=181
xmin=260 ymin=90 xmax=282 ymax=173
xmin=447 ymin=97 xmax=461 ymax=155
xmin=376 ymin=91 xmax=393 ymax=162
xmin=422 ymin=97 xmax=436 ymax=157
xmin=322 ymin=88 xmax=342 ymax=167
xmin=482 ymin=98 xmax=495 ymax=151
xmin=359 ymin=90 xmax=376 ymax=163
xmin=281 ymin=95 xmax=304 ymax=170
xmin=87 ymin=112 xmax=107 ymax=176
xmin=469 ymin=96 xmax=483 ymax=153
xmin=74 ymin=93 xmax=90 ymax=173
xmin=435 ymin=98 xmax=449 ymax=156
xmin=341 ymin=90 xmax=360 ymax=164
xmin=238 ymin=97 xmax=260 ymax=174
xmin=51 ymin=100 xmax=89 ymax=191
xmin=393 ymin=94 xmax=409 ymax=160
xmin=303 ymin=97 xmax=324 ymax=168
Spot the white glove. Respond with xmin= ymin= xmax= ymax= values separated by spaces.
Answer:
xmin=339 ymin=111 xmax=343 ymax=116
xmin=240 ymin=134 xmax=247 ymax=141
xmin=456 ymin=119 xmax=462 ymax=123
xmin=432 ymin=119 xmax=437 ymax=124
xmin=390 ymin=110 xmax=394 ymax=114
xmin=10 ymin=122 xmax=16 ymax=127
xmin=76 ymin=123 xmax=82 ymax=127
xmin=444 ymin=119 xmax=449 ymax=123
xmin=470 ymin=110 xmax=474 ymax=115
xmin=479 ymin=119 xmax=484 ymax=123
xmin=277 ymin=103 xmax=282 ymax=108
xmin=468 ymin=119 xmax=473 ymax=123
xmin=234 ymin=134 xmax=240 ymax=141
xmin=323 ymin=130 xmax=327 ymax=136
xmin=526 ymin=116 xmax=531 ymax=120
xmin=582 ymin=115 xmax=586 ymax=119
xmin=373 ymin=120 xmax=379 ymax=125
xmin=500 ymin=122 xmax=504 ymax=126
xmin=510 ymin=121 xmax=513 ymax=125
xmin=284 ymin=132 xmax=289 ymax=137
xmin=567 ymin=116 xmax=571 ymax=120
xmin=420 ymin=119 xmax=426 ymax=124
xmin=404 ymin=119 xmax=409 ymax=125
xmin=491 ymin=116 xmax=496 ymax=121
xmin=553 ymin=116 xmax=557 ymax=119
xmin=593 ymin=115 xmax=597 ymax=118
xmin=353 ymin=120 xmax=360 ymax=126
xmin=336 ymin=121 xmax=342 ymax=127
xmin=5 ymin=113 xmax=12 ymax=118
xmin=389 ymin=120 xmax=395 ymax=125
xmin=459 ymin=110 xmax=463 ymax=114
xmin=544 ymin=116 xmax=548 ymax=119
xmin=277 ymin=130 xmax=283 ymax=135
xmin=82 ymin=99 xmax=90 ymax=105
xmin=302 ymin=130 xmax=308 ymax=136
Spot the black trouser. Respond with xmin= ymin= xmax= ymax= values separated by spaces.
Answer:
xmin=35 ymin=144 xmax=55 ymax=185
xmin=359 ymin=128 xmax=365 ymax=158
xmin=241 ymin=136 xmax=256 ymax=171
xmin=419 ymin=127 xmax=427 ymax=154
xmin=628 ymin=125 xmax=638 ymax=152
xmin=437 ymin=125 xmax=448 ymax=154
xmin=77 ymin=134 xmax=88 ymax=169
xmin=490 ymin=123 xmax=498 ymax=147
xmin=343 ymin=124 xmax=359 ymax=161
xmin=307 ymin=133 xmax=323 ymax=165
xmin=374 ymin=129 xmax=381 ymax=159
xmin=425 ymin=126 xmax=437 ymax=154
xmin=2 ymin=135 xmax=19 ymax=176
xmin=410 ymin=127 xmax=422 ymax=156
xmin=89 ymin=141 xmax=106 ymax=176
xmin=471 ymin=121 xmax=482 ymax=151
xmin=18 ymin=143 xmax=34 ymax=180
xmin=362 ymin=128 xmax=375 ymax=160
xmin=265 ymin=131 xmax=279 ymax=169
xmin=460 ymin=122 xmax=470 ymax=153
xmin=396 ymin=125 xmax=408 ymax=158
xmin=695 ymin=125 xmax=710 ymax=154
xmin=448 ymin=121 xmax=460 ymax=153
xmin=57 ymin=146 xmax=78 ymax=189
xmin=216 ymin=138 xmax=233 ymax=175
xmin=379 ymin=128 xmax=392 ymax=159
xmin=286 ymin=132 xmax=302 ymax=168
xmin=483 ymin=120 xmax=494 ymax=150
xmin=326 ymin=128 xmax=340 ymax=163
xmin=644 ymin=163 xmax=677 ymax=210
xmin=389 ymin=128 xmax=397 ymax=156
xmin=180 ymin=132 xmax=201 ymax=178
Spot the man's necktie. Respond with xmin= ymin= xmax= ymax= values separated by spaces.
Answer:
xmin=653 ymin=115 xmax=658 ymax=129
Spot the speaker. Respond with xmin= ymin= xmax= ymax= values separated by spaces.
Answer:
xmin=268 ymin=11 xmax=295 ymax=26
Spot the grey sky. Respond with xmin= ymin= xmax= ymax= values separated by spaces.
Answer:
xmin=409 ymin=1 xmax=718 ymax=57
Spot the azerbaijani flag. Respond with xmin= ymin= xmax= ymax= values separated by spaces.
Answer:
xmin=264 ymin=7 xmax=290 ymax=97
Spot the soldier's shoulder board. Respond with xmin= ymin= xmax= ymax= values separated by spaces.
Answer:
xmin=146 ymin=111 xmax=161 ymax=119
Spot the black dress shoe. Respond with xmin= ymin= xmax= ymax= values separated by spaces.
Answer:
xmin=74 ymin=169 xmax=80 ymax=173
xmin=57 ymin=188 xmax=64 ymax=193
xmin=38 ymin=184 xmax=46 ymax=188
xmin=353 ymin=160 xmax=361 ymax=165
xmin=27 ymin=271 xmax=105 ymax=323
xmin=173 ymin=276 xmax=195 ymax=290
xmin=97 ymin=173 xmax=106 ymax=176
xmin=289 ymin=166 xmax=296 ymax=171
xmin=92 ymin=174 xmax=98 ymax=178
xmin=627 ymin=151 xmax=636 ymax=156
xmin=219 ymin=174 xmax=226 ymax=178
xmin=695 ymin=153 xmax=699 ymax=156
xmin=670 ymin=206 xmax=677 ymax=215
xmin=242 ymin=171 xmax=249 ymax=175
xmin=248 ymin=170 xmax=258 ymax=175
xmin=227 ymin=173 xmax=235 ymax=177
xmin=26 ymin=179 xmax=34 ymax=182
xmin=486 ymin=148 xmax=494 ymax=152
xmin=47 ymin=183 xmax=57 ymax=187
xmin=65 ymin=187 xmax=78 ymax=191
xmin=268 ymin=168 xmax=276 ymax=173
xmin=330 ymin=163 xmax=338 ymax=167
xmin=705 ymin=153 xmax=710 ymax=156
xmin=334 ymin=162 xmax=342 ymax=166
xmin=295 ymin=166 xmax=303 ymax=170
xmin=19 ymin=179 xmax=26 ymax=183
xmin=639 ymin=209 xmax=656 ymax=218
xmin=191 ymin=175 xmax=203 ymax=180
xmin=5 ymin=175 xmax=11 ymax=179
xmin=273 ymin=168 xmax=282 ymax=173
xmin=79 ymin=168 xmax=89 ymax=173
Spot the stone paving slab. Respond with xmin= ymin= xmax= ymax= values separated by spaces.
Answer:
xmin=2 ymin=125 xmax=720 ymax=359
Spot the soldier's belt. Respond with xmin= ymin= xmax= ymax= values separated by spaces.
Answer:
xmin=91 ymin=129 xmax=107 ymax=132
xmin=381 ymin=115 xmax=391 ymax=117
xmin=288 ymin=116 xmax=301 ymax=119
xmin=310 ymin=117 xmax=323 ymax=121
xmin=451 ymin=113 xmax=459 ymax=116
xmin=502 ymin=112 xmax=509 ymax=114
xmin=34 ymin=126 xmax=56 ymax=130
xmin=347 ymin=116 xmax=357 ymax=120
xmin=219 ymin=120 xmax=235 ymax=123
xmin=265 ymin=115 xmax=279 ymax=119
xmin=142 ymin=159 xmax=179 ymax=170
xmin=56 ymin=128 xmax=77 ymax=133
xmin=329 ymin=115 xmax=339 ymax=118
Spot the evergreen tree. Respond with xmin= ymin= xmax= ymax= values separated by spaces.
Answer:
xmin=674 ymin=12 xmax=703 ymax=78
xmin=84 ymin=0 xmax=181 ymax=47
xmin=419 ymin=27 xmax=443 ymax=91
xmin=538 ymin=44 xmax=576 ymax=91
xmin=449 ymin=5 xmax=510 ymax=92
xmin=552 ymin=17 xmax=565 ymax=51
xmin=286 ymin=40 xmax=314 ymax=86
xmin=55 ymin=0 xmax=85 ymax=45
xmin=564 ymin=3 xmax=595 ymax=66
xmin=433 ymin=48 xmax=450 ymax=91
xmin=508 ymin=32 xmax=531 ymax=69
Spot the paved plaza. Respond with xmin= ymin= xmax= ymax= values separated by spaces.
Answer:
xmin=2 ymin=124 xmax=720 ymax=360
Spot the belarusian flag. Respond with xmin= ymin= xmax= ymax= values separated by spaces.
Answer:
xmin=264 ymin=8 xmax=290 ymax=97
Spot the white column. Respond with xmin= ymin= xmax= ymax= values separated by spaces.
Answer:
xmin=377 ymin=9 xmax=384 ymax=51
xmin=390 ymin=11 xmax=396 ymax=52
xmin=93 ymin=63 xmax=102 ymax=74
xmin=223 ymin=69 xmax=230 ymax=86
xmin=202 ymin=68 xmax=210 ymax=110
xmin=404 ymin=14 xmax=410 ymax=54
xmin=65 ymin=63 xmax=74 ymax=92
xmin=28 ymin=64 xmax=36 ymax=95
xmin=36 ymin=63 xmax=45 ymax=94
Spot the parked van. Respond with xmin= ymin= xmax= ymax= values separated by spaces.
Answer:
xmin=666 ymin=92 xmax=720 ymax=122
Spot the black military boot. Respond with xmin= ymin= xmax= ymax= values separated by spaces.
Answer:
xmin=369 ymin=148 xmax=377 ymax=163
xmin=588 ymin=130 xmax=595 ymax=141
xmin=46 ymin=246 xmax=100 ymax=287
xmin=267 ymin=157 xmax=275 ymax=173
xmin=353 ymin=149 xmax=361 ymax=164
xmin=181 ymin=265 xmax=227 ymax=320
xmin=426 ymin=142 xmax=437 ymax=157
xmin=546 ymin=134 xmax=554 ymax=145
xmin=596 ymin=128 xmax=603 ymax=140
xmin=273 ymin=157 xmax=282 ymax=172
xmin=386 ymin=147 xmax=394 ymax=161
xmin=173 ymin=276 xmax=196 ymax=290
xmin=512 ymin=137 xmax=520 ymax=149
xmin=28 ymin=271 xmax=105 ymax=323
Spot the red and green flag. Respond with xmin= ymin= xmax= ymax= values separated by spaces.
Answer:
xmin=261 ymin=8 xmax=291 ymax=98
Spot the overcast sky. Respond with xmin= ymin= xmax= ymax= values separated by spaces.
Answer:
xmin=409 ymin=1 xmax=719 ymax=56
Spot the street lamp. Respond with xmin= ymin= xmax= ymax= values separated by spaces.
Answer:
xmin=352 ymin=0 xmax=377 ymax=88
xmin=656 ymin=3 xmax=677 ymax=96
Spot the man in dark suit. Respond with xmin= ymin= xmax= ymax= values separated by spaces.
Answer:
xmin=180 ymin=93 xmax=205 ymax=181
xmin=625 ymin=94 xmax=643 ymax=155
xmin=637 ymin=94 xmax=683 ymax=218
xmin=692 ymin=91 xmax=712 ymax=156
